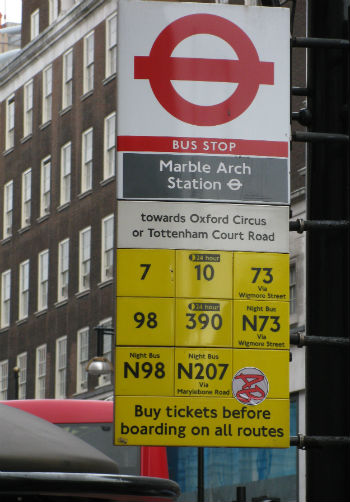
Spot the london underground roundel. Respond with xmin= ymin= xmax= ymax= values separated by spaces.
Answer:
xmin=134 ymin=14 xmax=274 ymax=126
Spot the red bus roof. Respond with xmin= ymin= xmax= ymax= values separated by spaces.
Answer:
xmin=1 ymin=399 xmax=113 ymax=424
xmin=1 ymin=399 xmax=169 ymax=479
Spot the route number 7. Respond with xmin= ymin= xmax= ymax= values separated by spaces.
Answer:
xmin=140 ymin=264 xmax=151 ymax=280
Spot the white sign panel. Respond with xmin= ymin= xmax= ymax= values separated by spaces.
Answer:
xmin=117 ymin=201 xmax=289 ymax=252
xmin=117 ymin=0 xmax=290 ymax=203
xmin=117 ymin=0 xmax=290 ymax=140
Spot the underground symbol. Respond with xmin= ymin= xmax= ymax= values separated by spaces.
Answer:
xmin=134 ymin=13 xmax=274 ymax=126
xmin=232 ymin=367 xmax=269 ymax=405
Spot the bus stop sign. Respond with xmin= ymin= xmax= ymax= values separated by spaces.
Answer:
xmin=134 ymin=13 xmax=275 ymax=126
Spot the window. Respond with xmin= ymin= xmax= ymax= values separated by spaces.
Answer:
xmin=77 ymin=327 xmax=89 ymax=393
xmin=19 ymin=260 xmax=29 ymax=320
xmin=38 ymin=250 xmax=49 ymax=311
xmin=30 ymin=9 xmax=39 ymax=40
xmin=83 ymin=31 xmax=94 ymax=93
xmin=81 ymin=128 xmax=93 ymax=192
xmin=17 ymin=352 xmax=27 ymax=399
xmin=104 ymin=113 xmax=116 ymax=179
xmin=79 ymin=227 xmax=91 ymax=292
xmin=49 ymin=0 xmax=59 ymax=24
xmin=60 ymin=142 xmax=71 ymax=205
xmin=101 ymin=215 xmax=114 ymax=282
xmin=58 ymin=239 xmax=69 ymax=302
xmin=62 ymin=49 xmax=73 ymax=109
xmin=42 ymin=65 xmax=52 ymax=123
xmin=35 ymin=344 xmax=47 ymax=398
xmin=23 ymin=80 xmax=33 ymax=137
xmin=55 ymin=336 xmax=67 ymax=398
xmin=1 ymin=270 xmax=11 ymax=328
xmin=105 ymin=13 xmax=117 ymax=77
xmin=167 ymin=399 xmax=298 ymax=501
xmin=290 ymin=262 xmax=297 ymax=316
xmin=98 ymin=318 xmax=113 ymax=387
xmin=40 ymin=157 xmax=51 ymax=216
xmin=5 ymin=95 xmax=15 ymax=150
xmin=21 ymin=169 xmax=32 ymax=227
xmin=0 ymin=360 xmax=8 ymax=399
xmin=3 ymin=180 xmax=13 ymax=239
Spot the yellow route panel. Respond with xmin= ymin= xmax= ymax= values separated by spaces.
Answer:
xmin=176 ymin=250 xmax=233 ymax=299
xmin=233 ymin=252 xmax=289 ymax=301
xmin=115 ymin=347 xmax=174 ymax=396
xmin=175 ymin=298 xmax=232 ymax=347
xmin=114 ymin=396 xmax=290 ymax=448
xmin=232 ymin=349 xmax=289 ymax=400
xmin=116 ymin=297 xmax=175 ymax=346
xmin=175 ymin=348 xmax=233 ymax=398
xmin=117 ymin=249 xmax=175 ymax=297
xmin=233 ymin=300 xmax=289 ymax=350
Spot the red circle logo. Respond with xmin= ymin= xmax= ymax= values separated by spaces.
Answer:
xmin=232 ymin=367 xmax=269 ymax=406
xmin=134 ymin=14 xmax=274 ymax=126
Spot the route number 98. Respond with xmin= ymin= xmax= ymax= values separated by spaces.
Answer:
xmin=134 ymin=312 xmax=158 ymax=328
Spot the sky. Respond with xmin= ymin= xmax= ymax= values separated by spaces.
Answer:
xmin=0 ymin=0 xmax=22 ymax=24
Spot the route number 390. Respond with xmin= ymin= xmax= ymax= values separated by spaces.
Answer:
xmin=186 ymin=313 xmax=223 ymax=330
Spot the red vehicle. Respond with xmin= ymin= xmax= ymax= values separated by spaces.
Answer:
xmin=2 ymin=399 xmax=168 ymax=479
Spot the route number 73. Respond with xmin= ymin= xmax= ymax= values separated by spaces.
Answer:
xmin=251 ymin=267 xmax=273 ymax=284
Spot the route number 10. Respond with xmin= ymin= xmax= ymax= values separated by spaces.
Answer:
xmin=195 ymin=264 xmax=214 ymax=281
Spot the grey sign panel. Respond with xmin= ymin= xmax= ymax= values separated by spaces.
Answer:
xmin=117 ymin=200 xmax=290 ymax=253
xmin=121 ymin=153 xmax=289 ymax=204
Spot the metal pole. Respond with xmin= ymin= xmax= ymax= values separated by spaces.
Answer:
xmin=306 ymin=1 xmax=350 ymax=500
xmin=235 ymin=486 xmax=246 ymax=502
xmin=290 ymin=435 xmax=350 ymax=448
xmin=13 ymin=366 xmax=19 ymax=400
xmin=96 ymin=327 xmax=104 ymax=357
xmin=197 ymin=447 xmax=204 ymax=502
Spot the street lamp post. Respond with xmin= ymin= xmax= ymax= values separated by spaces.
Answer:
xmin=13 ymin=366 xmax=20 ymax=400
xmin=86 ymin=326 xmax=114 ymax=376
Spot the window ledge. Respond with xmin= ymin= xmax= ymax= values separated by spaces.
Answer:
xmin=98 ymin=278 xmax=113 ymax=289
xmin=75 ymin=289 xmax=91 ymax=299
xmin=34 ymin=308 xmax=48 ymax=318
xmin=16 ymin=318 xmax=28 ymax=326
xmin=21 ymin=134 xmax=33 ymax=144
xmin=60 ymin=105 xmax=72 ymax=117
xmin=54 ymin=299 xmax=68 ymax=309
xmin=80 ymin=90 xmax=94 ymax=101
xmin=72 ymin=387 xmax=89 ymax=397
xmin=57 ymin=202 xmax=70 ymax=212
xmin=94 ymin=382 xmax=113 ymax=390
xmin=0 ymin=326 xmax=10 ymax=333
xmin=40 ymin=120 xmax=52 ymax=130
xmin=3 ymin=147 xmax=14 ymax=156
xmin=100 ymin=175 xmax=115 ymax=187
xmin=37 ymin=214 xmax=50 ymax=224
xmin=1 ymin=236 xmax=12 ymax=245
xmin=103 ymin=73 xmax=116 ymax=86
xmin=78 ymin=189 xmax=92 ymax=200
xmin=18 ymin=225 xmax=31 ymax=234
